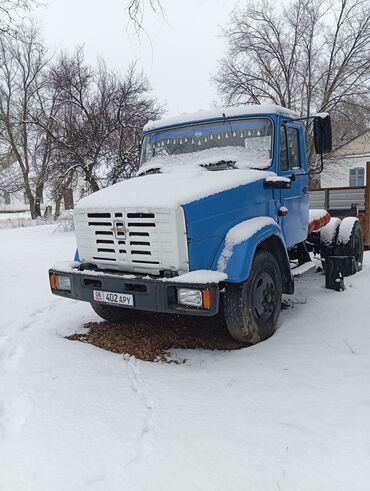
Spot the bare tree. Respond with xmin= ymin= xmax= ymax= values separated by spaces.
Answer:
xmin=329 ymin=98 xmax=370 ymax=146
xmin=37 ymin=48 xmax=161 ymax=194
xmin=47 ymin=157 xmax=78 ymax=219
xmin=214 ymin=0 xmax=370 ymax=173
xmin=126 ymin=0 xmax=164 ymax=31
xmin=0 ymin=0 xmax=36 ymax=34
xmin=0 ymin=149 xmax=23 ymax=193
xmin=31 ymin=81 xmax=60 ymax=215
xmin=0 ymin=24 xmax=161 ymax=217
xmin=0 ymin=23 xmax=53 ymax=218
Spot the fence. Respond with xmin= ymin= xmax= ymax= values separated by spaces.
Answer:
xmin=310 ymin=161 xmax=370 ymax=248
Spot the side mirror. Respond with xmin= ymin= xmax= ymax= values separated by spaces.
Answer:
xmin=313 ymin=114 xmax=332 ymax=154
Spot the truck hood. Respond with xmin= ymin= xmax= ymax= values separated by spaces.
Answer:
xmin=76 ymin=166 xmax=275 ymax=210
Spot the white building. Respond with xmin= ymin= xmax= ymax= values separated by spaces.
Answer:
xmin=0 ymin=189 xmax=35 ymax=213
xmin=321 ymin=130 xmax=370 ymax=188
xmin=0 ymin=157 xmax=94 ymax=213
xmin=0 ymin=177 xmax=85 ymax=214
xmin=0 ymin=187 xmax=81 ymax=214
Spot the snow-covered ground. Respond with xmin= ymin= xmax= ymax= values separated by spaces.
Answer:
xmin=0 ymin=212 xmax=30 ymax=221
xmin=0 ymin=211 xmax=50 ymax=231
xmin=1 ymin=225 xmax=370 ymax=491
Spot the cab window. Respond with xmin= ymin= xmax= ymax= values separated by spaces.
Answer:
xmin=280 ymin=127 xmax=288 ymax=171
xmin=287 ymin=127 xmax=301 ymax=169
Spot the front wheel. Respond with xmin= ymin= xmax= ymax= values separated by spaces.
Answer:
xmin=90 ymin=302 xmax=140 ymax=323
xmin=223 ymin=251 xmax=282 ymax=344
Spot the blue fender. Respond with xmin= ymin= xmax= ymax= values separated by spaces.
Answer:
xmin=212 ymin=221 xmax=287 ymax=283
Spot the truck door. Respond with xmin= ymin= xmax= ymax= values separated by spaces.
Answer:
xmin=278 ymin=123 xmax=309 ymax=248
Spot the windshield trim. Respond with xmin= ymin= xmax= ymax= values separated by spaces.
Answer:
xmin=139 ymin=116 xmax=275 ymax=170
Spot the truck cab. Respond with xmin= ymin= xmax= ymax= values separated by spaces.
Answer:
xmin=49 ymin=104 xmax=334 ymax=345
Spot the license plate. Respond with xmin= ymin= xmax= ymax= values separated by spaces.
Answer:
xmin=93 ymin=290 xmax=134 ymax=306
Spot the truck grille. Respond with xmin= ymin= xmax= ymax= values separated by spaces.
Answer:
xmin=74 ymin=207 xmax=189 ymax=275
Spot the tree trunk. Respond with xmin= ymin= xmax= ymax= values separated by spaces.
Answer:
xmin=84 ymin=167 xmax=100 ymax=193
xmin=54 ymin=194 xmax=63 ymax=220
xmin=23 ymin=182 xmax=36 ymax=219
xmin=35 ymin=183 xmax=44 ymax=217
xmin=28 ymin=194 xmax=37 ymax=219
xmin=21 ymin=171 xmax=37 ymax=219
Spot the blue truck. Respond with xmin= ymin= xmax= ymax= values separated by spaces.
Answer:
xmin=49 ymin=104 xmax=364 ymax=344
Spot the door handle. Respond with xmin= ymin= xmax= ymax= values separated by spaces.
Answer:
xmin=264 ymin=178 xmax=291 ymax=189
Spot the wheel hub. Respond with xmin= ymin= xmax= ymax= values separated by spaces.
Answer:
xmin=253 ymin=271 xmax=276 ymax=321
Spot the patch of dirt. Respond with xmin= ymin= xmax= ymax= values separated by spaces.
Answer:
xmin=66 ymin=312 xmax=245 ymax=363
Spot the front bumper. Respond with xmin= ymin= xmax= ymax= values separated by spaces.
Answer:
xmin=49 ymin=265 xmax=220 ymax=317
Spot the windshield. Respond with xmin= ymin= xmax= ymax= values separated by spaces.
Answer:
xmin=140 ymin=118 xmax=273 ymax=170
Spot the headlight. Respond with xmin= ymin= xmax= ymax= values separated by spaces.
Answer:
xmin=177 ymin=288 xmax=203 ymax=308
xmin=56 ymin=275 xmax=71 ymax=291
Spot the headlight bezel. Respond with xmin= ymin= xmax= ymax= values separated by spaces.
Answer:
xmin=52 ymin=274 xmax=72 ymax=292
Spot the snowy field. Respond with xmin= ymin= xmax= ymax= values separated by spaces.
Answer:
xmin=1 ymin=224 xmax=370 ymax=491
xmin=0 ymin=212 xmax=49 ymax=230
xmin=0 ymin=212 xmax=30 ymax=220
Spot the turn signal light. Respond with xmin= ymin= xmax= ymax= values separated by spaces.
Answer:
xmin=202 ymin=289 xmax=213 ymax=310
xmin=50 ymin=272 xmax=58 ymax=289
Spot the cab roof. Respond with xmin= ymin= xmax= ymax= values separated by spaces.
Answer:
xmin=143 ymin=104 xmax=300 ymax=133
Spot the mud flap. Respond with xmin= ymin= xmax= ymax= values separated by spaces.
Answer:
xmin=325 ymin=256 xmax=356 ymax=291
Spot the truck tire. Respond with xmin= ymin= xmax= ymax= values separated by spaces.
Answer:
xmin=90 ymin=302 xmax=139 ymax=323
xmin=319 ymin=217 xmax=341 ymax=271
xmin=335 ymin=218 xmax=364 ymax=273
xmin=223 ymin=251 xmax=282 ymax=344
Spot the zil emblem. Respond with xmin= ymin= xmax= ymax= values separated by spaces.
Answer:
xmin=111 ymin=220 xmax=128 ymax=238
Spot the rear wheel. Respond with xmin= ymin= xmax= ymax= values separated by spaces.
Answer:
xmin=90 ymin=302 xmax=139 ymax=323
xmin=223 ymin=251 xmax=282 ymax=344
xmin=335 ymin=218 xmax=364 ymax=273
xmin=319 ymin=217 xmax=341 ymax=271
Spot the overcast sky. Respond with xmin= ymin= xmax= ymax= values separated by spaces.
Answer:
xmin=35 ymin=0 xmax=238 ymax=117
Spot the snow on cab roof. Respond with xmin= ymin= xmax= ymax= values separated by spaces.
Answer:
xmin=144 ymin=104 xmax=300 ymax=132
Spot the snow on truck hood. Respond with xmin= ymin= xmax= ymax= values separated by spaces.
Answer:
xmin=76 ymin=163 xmax=275 ymax=210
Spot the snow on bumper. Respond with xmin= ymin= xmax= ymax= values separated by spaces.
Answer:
xmin=49 ymin=262 xmax=226 ymax=317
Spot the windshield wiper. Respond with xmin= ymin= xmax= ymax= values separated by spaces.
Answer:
xmin=138 ymin=167 xmax=162 ymax=177
xmin=201 ymin=160 xmax=237 ymax=171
